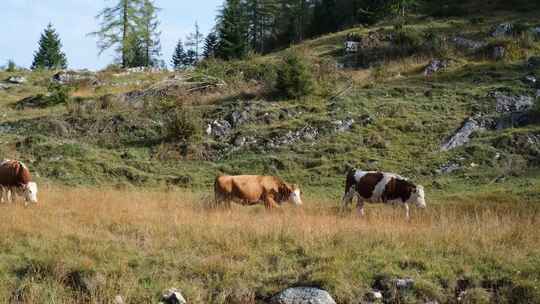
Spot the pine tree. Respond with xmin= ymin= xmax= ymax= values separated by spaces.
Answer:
xmin=185 ymin=50 xmax=198 ymax=66
xmin=172 ymin=39 xmax=187 ymax=69
xmin=186 ymin=22 xmax=205 ymax=62
xmin=31 ymin=23 xmax=68 ymax=70
xmin=216 ymin=0 xmax=249 ymax=60
xmin=90 ymin=0 xmax=142 ymax=68
xmin=203 ymin=32 xmax=218 ymax=59
xmin=136 ymin=0 xmax=162 ymax=67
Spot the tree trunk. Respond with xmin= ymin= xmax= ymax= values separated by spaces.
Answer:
xmin=122 ymin=0 xmax=129 ymax=68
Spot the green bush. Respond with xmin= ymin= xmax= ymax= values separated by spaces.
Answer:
xmin=6 ymin=60 xmax=17 ymax=72
xmin=275 ymin=51 xmax=315 ymax=99
xmin=46 ymin=82 xmax=71 ymax=106
xmin=393 ymin=27 xmax=425 ymax=55
xmin=164 ymin=107 xmax=202 ymax=144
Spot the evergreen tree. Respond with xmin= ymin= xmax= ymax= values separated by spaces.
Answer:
xmin=172 ymin=39 xmax=187 ymax=69
xmin=184 ymin=50 xmax=198 ymax=67
xmin=91 ymin=0 xmax=142 ymax=68
xmin=31 ymin=23 xmax=68 ymax=70
xmin=136 ymin=0 xmax=162 ymax=67
xmin=186 ymin=22 xmax=205 ymax=62
xmin=216 ymin=0 xmax=249 ymax=60
xmin=203 ymin=32 xmax=218 ymax=59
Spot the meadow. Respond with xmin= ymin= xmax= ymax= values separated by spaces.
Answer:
xmin=0 ymin=186 xmax=538 ymax=303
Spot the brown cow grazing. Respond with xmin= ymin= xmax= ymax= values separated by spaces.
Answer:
xmin=214 ymin=175 xmax=303 ymax=209
xmin=342 ymin=169 xmax=425 ymax=219
xmin=0 ymin=160 xmax=38 ymax=205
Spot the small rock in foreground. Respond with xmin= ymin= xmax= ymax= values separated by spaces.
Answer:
xmin=270 ymin=287 xmax=336 ymax=304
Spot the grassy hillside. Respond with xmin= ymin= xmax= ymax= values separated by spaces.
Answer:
xmin=0 ymin=5 xmax=540 ymax=303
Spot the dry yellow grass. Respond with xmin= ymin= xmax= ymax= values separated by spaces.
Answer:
xmin=0 ymin=187 xmax=538 ymax=303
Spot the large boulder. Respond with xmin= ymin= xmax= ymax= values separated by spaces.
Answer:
xmin=489 ymin=91 xmax=534 ymax=113
xmin=6 ymin=76 xmax=26 ymax=84
xmin=270 ymin=287 xmax=336 ymax=304
xmin=491 ymin=23 xmax=513 ymax=37
xmin=441 ymin=117 xmax=485 ymax=151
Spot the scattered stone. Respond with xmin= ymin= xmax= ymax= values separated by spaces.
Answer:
xmin=0 ymin=83 xmax=13 ymax=90
xmin=160 ymin=288 xmax=187 ymax=304
xmin=424 ymin=59 xmax=449 ymax=77
xmin=333 ymin=118 xmax=355 ymax=132
xmin=16 ymin=95 xmax=47 ymax=109
xmin=365 ymin=290 xmax=383 ymax=302
xmin=536 ymin=89 xmax=540 ymax=98
xmin=267 ymin=126 xmax=319 ymax=148
xmin=492 ymin=46 xmax=506 ymax=60
xmin=528 ymin=56 xmax=540 ymax=69
xmin=491 ymin=23 xmax=513 ymax=37
xmin=270 ymin=287 xmax=336 ymax=304
xmin=451 ymin=37 xmax=487 ymax=50
xmin=436 ymin=161 xmax=462 ymax=174
xmin=227 ymin=110 xmax=250 ymax=127
xmin=114 ymin=295 xmax=125 ymax=304
xmin=489 ymin=91 xmax=534 ymax=113
xmin=52 ymin=70 xmax=98 ymax=85
xmin=6 ymin=76 xmax=26 ymax=84
xmin=233 ymin=136 xmax=246 ymax=147
xmin=441 ymin=117 xmax=485 ymax=151
xmin=395 ymin=278 xmax=415 ymax=289
xmin=345 ymin=41 xmax=360 ymax=53
xmin=207 ymin=120 xmax=232 ymax=138
xmin=496 ymin=112 xmax=532 ymax=129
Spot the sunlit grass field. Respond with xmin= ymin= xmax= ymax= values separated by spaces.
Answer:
xmin=0 ymin=186 xmax=538 ymax=303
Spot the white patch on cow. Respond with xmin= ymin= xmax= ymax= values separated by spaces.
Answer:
xmin=353 ymin=170 xmax=368 ymax=182
xmin=0 ymin=159 xmax=11 ymax=166
xmin=24 ymin=182 xmax=38 ymax=204
xmin=371 ymin=173 xmax=396 ymax=201
xmin=289 ymin=188 xmax=303 ymax=206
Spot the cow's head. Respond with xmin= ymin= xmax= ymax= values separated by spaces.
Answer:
xmin=22 ymin=182 xmax=38 ymax=204
xmin=410 ymin=185 xmax=426 ymax=208
xmin=288 ymin=184 xmax=303 ymax=206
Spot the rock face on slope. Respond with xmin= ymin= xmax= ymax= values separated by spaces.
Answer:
xmin=270 ymin=287 xmax=337 ymax=304
xmin=441 ymin=117 xmax=485 ymax=151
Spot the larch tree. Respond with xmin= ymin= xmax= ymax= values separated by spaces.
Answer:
xmin=185 ymin=22 xmax=205 ymax=62
xmin=31 ymin=23 xmax=68 ymax=70
xmin=136 ymin=0 xmax=162 ymax=67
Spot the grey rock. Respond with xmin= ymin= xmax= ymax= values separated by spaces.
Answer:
xmin=395 ymin=278 xmax=415 ymax=289
xmin=441 ymin=117 xmax=485 ymax=151
xmin=53 ymin=70 xmax=98 ymax=85
xmin=333 ymin=118 xmax=355 ymax=132
xmin=366 ymin=290 xmax=383 ymax=302
xmin=270 ymin=287 xmax=336 ymax=304
xmin=207 ymin=120 xmax=232 ymax=138
xmin=233 ymin=136 xmax=246 ymax=147
xmin=492 ymin=46 xmax=506 ymax=60
xmin=536 ymin=89 xmax=540 ymax=98
xmin=451 ymin=37 xmax=487 ymax=50
xmin=436 ymin=162 xmax=462 ymax=174
xmin=160 ymin=288 xmax=187 ymax=304
xmin=489 ymin=91 xmax=534 ymax=113
xmin=228 ymin=110 xmax=250 ymax=127
xmin=491 ymin=23 xmax=513 ymax=37
xmin=424 ymin=59 xmax=449 ymax=77
xmin=524 ymin=75 xmax=537 ymax=85
xmin=345 ymin=41 xmax=360 ymax=53
xmin=7 ymin=76 xmax=26 ymax=84
xmin=496 ymin=112 xmax=532 ymax=129
xmin=0 ymin=83 xmax=13 ymax=90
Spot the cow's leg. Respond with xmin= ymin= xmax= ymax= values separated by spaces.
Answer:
xmin=0 ymin=187 xmax=4 ymax=204
xmin=264 ymin=196 xmax=280 ymax=210
xmin=356 ymin=198 xmax=365 ymax=217
xmin=341 ymin=187 xmax=356 ymax=211
xmin=7 ymin=188 xmax=13 ymax=204
xmin=404 ymin=203 xmax=410 ymax=221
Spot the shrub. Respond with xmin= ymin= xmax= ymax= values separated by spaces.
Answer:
xmin=393 ymin=27 xmax=424 ymax=55
xmin=46 ymin=82 xmax=71 ymax=106
xmin=164 ymin=107 xmax=202 ymax=144
xmin=275 ymin=51 xmax=315 ymax=99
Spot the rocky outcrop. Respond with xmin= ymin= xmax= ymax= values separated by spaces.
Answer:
xmin=266 ymin=126 xmax=319 ymax=148
xmin=451 ymin=37 xmax=487 ymax=50
xmin=489 ymin=91 xmax=534 ymax=113
xmin=6 ymin=76 xmax=26 ymax=84
xmin=491 ymin=23 xmax=513 ymax=37
xmin=441 ymin=117 xmax=485 ymax=151
xmin=52 ymin=70 xmax=99 ymax=85
xmin=424 ymin=59 xmax=449 ymax=77
xmin=270 ymin=287 xmax=336 ymax=304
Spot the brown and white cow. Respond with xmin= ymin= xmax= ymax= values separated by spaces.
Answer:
xmin=0 ymin=160 xmax=38 ymax=205
xmin=214 ymin=175 xmax=303 ymax=209
xmin=342 ymin=169 xmax=425 ymax=219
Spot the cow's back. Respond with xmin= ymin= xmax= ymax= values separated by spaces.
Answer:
xmin=0 ymin=160 xmax=31 ymax=186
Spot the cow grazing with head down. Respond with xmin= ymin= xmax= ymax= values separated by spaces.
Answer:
xmin=0 ymin=160 xmax=38 ymax=205
xmin=214 ymin=175 xmax=303 ymax=209
xmin=342 ymin=169 xmax=425 ymax=219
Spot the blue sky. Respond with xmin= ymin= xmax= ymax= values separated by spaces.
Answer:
xmin=1 ymin=0 xmax=223 ymax=70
